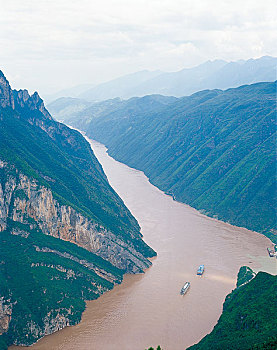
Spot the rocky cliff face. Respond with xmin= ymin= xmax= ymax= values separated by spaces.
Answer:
xmin=0 ymin=162 xmax=151 ymax=273
xmin=0 ymin=69 xmax=155 ymax=348
xmin=0 ymin=72 xmax=14 ymax=109
xmin=0 ymin=297 xmax=13 ymax=336
xmin=1 ymin=161 xmax=142 ymax=347
xmin=0 ymin=71 xmax=51 ymax=121
xmin=13 ymin=89 xmax=52 ymax=120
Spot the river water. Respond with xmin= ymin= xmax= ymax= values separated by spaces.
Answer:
xmin=11 ymin=138 xmax=276 ymax=350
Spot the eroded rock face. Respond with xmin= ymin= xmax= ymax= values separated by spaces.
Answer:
xmin=0 ymin=71 xmax=14 ymax=109
xmin=0 ymin=170 xmax=16 ymax=232
xmin=13 ymin=313 xmax=73 ymax=347
xmin=0 ymin=70 xmax=51 ymax=120
xmin=0 ymin=161 xmax=151 ymax=345
xmin=0 ymin=69 xmax=153 ymax=347
xmin=0 ymin=162 xmax=150 ymax=273
xmin=33 ymin=246 xmax=119 ymax=283
xmin=0 ymin=297 xmax=13 ymax=335
xmin=13 ymin=89 xmax=52 ymax=120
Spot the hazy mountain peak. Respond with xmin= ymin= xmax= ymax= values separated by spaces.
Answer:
xmin=248 ymin=55 xmax=277 ymax=62
xmin=185 ymin=58 xmax=227 ymax=70
xmin=12 ymin=89 xmax=52 ymax=120
xmin=74 ymin=56 xmax=276 ymax=101
xmin=78 ymin=69 xmax=165 ymax=101
xmin=0 ymin=71 xmax=52 ymax=122
xmin=44 ymin=82 xmax=96 ymax=104
xmin=0 ymin=70 xmax=15 ymax=109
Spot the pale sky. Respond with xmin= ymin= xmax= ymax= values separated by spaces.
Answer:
xmin=1 ymin=0 xmax=276 ymax=97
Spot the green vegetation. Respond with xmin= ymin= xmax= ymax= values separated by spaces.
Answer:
xmin=237 ymin=266 xmax=256 ymax=287
xmin=0 ymin=338 xmax=8 ymax=350
xmin=187 ymin=268 xmax=277 ymax=350
xmin=0 ymin=73 xmax=155 ymax=348
xmin=0 ymin=101 xmax=155 ymax=256
xmin=72 ymin=82 xmax=276 ymax=242
xmin=251 ymin=337 xmax=277 ymax=349
xmin=0 ymin=229 xmax=123 ymax=347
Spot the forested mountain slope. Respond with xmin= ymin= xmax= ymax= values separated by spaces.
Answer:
xmin=47 ymin=57 xmax=277 ymax=122
xmin=0 ymin=71 xmax=155 ymax=348
xmin=74 ymin=82 xmax=277 ymax=242
xmin=47 ymin=95 xmax=177 ymax=128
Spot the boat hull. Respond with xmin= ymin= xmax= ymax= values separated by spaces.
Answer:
xmin=180 ymin=282 xmax=190 ymax=295
xmin=197 ymin=265 xmax=205 ymax=275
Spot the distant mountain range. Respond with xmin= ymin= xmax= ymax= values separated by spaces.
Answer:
xmin=44 ymin=83 xmax=95 ymax=103
xmin=133 ymin=56 xmax=276 ymax=98
xmin=64 ymin=82 xmax=277 ymax=242
xmin=47 ymin=96 xmax=92 ymax=121
xmin=47 ymin=56 xmax=276 ymax=106
xmin=49 ymin=94 xmax=178 ymax=128
xmin=45 ymin=69 xmax=162 ymax=103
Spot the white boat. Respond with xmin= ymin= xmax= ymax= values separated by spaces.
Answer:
xmin=180 ymin=282 xmax=190 ymax=295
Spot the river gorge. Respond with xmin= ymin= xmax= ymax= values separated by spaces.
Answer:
xmin=11 ymin=138 xmax=276 ymax=350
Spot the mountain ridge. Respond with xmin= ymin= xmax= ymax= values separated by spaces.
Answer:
xmin=47 ymin=56 xmax=277 ymax=123
xmin=74 ymin=56 xmax=277 ymax=101
xmin=0 ymin=70 xmax=155 ymax=348
xmin=68 ymin=81 xmax=277 ymax=243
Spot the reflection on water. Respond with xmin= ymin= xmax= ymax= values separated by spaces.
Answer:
xmin=11 ymin=139 xmax=277 ymax=350
xmin=207 ymin=274 xmax=235 ymax=285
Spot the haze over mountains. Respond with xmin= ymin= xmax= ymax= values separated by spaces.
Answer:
xmin=47 ymin=56 xmax=276 ymax=106
xmin=2 ymin=0 xmax=276 ymax=347
xmin=1 ymin=53 xmax=276 ymax=350
xmin=45 ymin=83 xmax=96 ymax=102
xmin=47 ymin=56 xmax=277 ymax=243
xmin=62 ymin=82 xmax=277 ymax=243
xmin=46 ymin=65 xmax=277 ymax=350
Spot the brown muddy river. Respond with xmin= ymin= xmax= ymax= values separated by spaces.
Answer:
xmin=11 ymin=138 xmax=276 ymax=350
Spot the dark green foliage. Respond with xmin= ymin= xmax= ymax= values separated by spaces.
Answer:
xmin=237 ymin=266 xmax=256 ymax=287
xmin=0 ymin=103 xmax=155 ymax=258
xmin=0 ymin=229 xmax=123 ymax=346
xmin=0 ymin=75 xmax=155 ymax=347
xmin=0 ymin=107 xmax=136 ymax=241
xmin=61 ymin=94 xmax=178 ymax=130
xmin=74 ymin=82 xmax=277 ymax=242
xmin=187 ymin=270 xmax=277 ymax=350
xmin=251 ymin=337 xmax=277 ymax=349
xmin=0 ymin=337 xmax=8 ymax=350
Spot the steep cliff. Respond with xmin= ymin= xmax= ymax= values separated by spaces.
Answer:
xmin=0 ymin=71 xmax=155 ymax=348
xmin=0 ymin=164 xmax=152 ymax=273
xmin=0 ymin=72 xmax=14 ymax=109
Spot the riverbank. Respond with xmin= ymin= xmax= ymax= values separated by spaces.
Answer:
xmin=10 ymin=138 xmax=276 ymax=350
